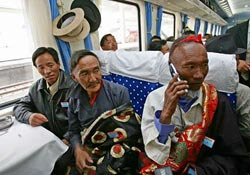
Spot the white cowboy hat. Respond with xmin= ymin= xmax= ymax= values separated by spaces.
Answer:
xmin=52 ymin=8 xmax=90 ymax=42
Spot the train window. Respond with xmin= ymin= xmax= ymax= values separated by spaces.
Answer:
xmin=0 ymin=0 xmax=33 ymax=108
xmin=161 ymin=12 xmax=175 ymax=39
xmin=98 ymin=0 xmax=141 ymax=51
xmin=187 ymin=16 xmax=195 ymax=31
xmin=199 ymin=20 xmax=204 ymax=35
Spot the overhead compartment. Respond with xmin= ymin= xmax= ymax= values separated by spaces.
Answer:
xmin=147 ymin=0 xmax=228 ymax=26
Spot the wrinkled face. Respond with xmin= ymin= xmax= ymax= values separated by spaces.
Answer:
xmin=161 ymin=43 xmax=169 ymax=54
xmin=35 ymin=52 xmax=60 ymax=85
xmin=102 ymin=35 xmax=118 ymax=51
xmin=171 ymin=42 xmax=208 ymax=91
xmin=72 ymin=55 xmax=102 ymax=96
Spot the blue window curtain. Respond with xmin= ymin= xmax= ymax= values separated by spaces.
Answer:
xmin=84 ymin=35 xmax=93 ymax=50
xmin=181 ymin=13 xmax=188 ymax=34
xmin=145 ymin=2 xmax=152 ymax=44
xmin=204 ymin=21 xmax=208 ymax=35
xmin=156 ymin=6 xmax=162 ymax=37
xmin=214 ymin=25 xmax=217 ymax=35
xmin=49 ymin=0 xmax=71 ymax=74
xmin=210 ymin=23 xmax=214 ymax=35
xmin=84 ymin=0 xmax=93 ymax=50
xmin=184 ymin=14 xmax=188 ymax=27
xmin=194 ymin=18 xmax=201 ymax=35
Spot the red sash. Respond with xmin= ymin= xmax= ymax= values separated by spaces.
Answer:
xmin=141 ymin=83 xmax=218 ymax=174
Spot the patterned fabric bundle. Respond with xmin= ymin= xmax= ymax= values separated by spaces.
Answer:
xmin=81 ymin=103 xmax=143 ymax=175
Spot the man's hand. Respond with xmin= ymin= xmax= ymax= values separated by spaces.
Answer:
xmin=74 ymin=145 xmax=93 ymax=173
xmin=160 ymin=74 xmax=188 ymax=124
xmin=238 ymin=60 xmax=250 ymax=73
xmin=29 ymin=113 xmax=48 ymax=126
xmin=62 ymin=139 xmax=70 ymax=146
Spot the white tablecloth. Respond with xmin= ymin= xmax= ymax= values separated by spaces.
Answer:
xmin=0 ymin=119 xmax=68 ymax=175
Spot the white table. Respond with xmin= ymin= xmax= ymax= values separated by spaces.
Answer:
xmin=0 ymin=119 xmax=68 ymax=175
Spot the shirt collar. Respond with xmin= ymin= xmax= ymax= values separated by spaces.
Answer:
xmin=46 ymin=71 xmax=60 ymax=96
xmin=189 ymin=87 xmax=203 ymax=107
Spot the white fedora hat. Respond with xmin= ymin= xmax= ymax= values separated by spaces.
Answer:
xmin=52 ymin=8 xmax=90 ymax=42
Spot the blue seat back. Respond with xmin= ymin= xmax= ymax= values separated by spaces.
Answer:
xmin=103 ymin=73 xmax=162 ymax=116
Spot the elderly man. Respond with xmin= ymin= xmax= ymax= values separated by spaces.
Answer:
xmin=13 ymin=47 xmax=76 ymax=175
xmin=68 ymin=50 xmax=135 ymax=174
xmin=100 ymin=33 xmax=118 ymax=51
xmin=141 ymin=35 xmax=249 ymax=174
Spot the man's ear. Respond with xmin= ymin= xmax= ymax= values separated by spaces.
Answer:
xmin=71 ymin=74 xmax=77 ymax=82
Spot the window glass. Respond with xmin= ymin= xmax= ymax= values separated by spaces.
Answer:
xmin=187 ymin=16 xmax=195 ymax=31
xmin=98 ymin=0 xmax=141 ymax=51
xmin=199 ymin=20 xmax=204 ymax=35
xmin=0 ymin=0 xmax=33 ymax=107
xmin=161 ymin=12 xmax=175 ymax=40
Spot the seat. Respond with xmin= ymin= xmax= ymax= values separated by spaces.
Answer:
xmin=205 ymin=52 xmax=238 ymax=110
xmin=103 ymin=73 xmax=162 ymax=116
xmin=95 ymin=50 xmax=170 ymax=116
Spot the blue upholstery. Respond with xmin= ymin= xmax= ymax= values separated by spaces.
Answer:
xmin=103 ymin=73 xmax=162 ymax=116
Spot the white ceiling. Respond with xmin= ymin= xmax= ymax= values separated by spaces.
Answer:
xmin=228 ymin=0 xmax=250 ymax=14
xmin=164 ymin=0 xmax=228 ymax=25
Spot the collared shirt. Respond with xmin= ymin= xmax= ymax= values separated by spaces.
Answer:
xmin=46 ymin=72 xmax=60 ymax=97
xmin=141 ymin=85 xmax=203 ymax=164
xmin=154 ymin=88 xmax=203 ymax=143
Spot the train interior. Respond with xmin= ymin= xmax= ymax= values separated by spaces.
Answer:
xmin=0 ymin=0 xmax=250 ymax=174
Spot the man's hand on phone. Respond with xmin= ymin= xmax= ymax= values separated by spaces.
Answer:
xmin=160 ymin=74 xmax=189 ymax=124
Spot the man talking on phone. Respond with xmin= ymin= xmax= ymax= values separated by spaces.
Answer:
xmin=140 ymin=35 xmax=249 ymax=175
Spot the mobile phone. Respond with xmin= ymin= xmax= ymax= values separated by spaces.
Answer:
xmin=169 ymin=63 xmax=188 ymax=93
xmin=154 ymin=166 xmax=173 ymax=175
xmin=169 ymin=63 xmax=181 ymax=81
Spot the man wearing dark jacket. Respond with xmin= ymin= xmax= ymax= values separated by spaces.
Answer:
xmin=68 ymin=50 xmax=131 ymax=174
xmin=13 ymin=47 xmax=76 ymax=175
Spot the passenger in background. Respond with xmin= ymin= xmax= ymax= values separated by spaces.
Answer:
xmin=203 ymin=33 xmax=213 ymax=42
xmin=148 ymin=39 xmax=169 ymax=54
xmin=150 ymin=35 xmax=161 ymax=42
xmin=13 ymin=47 xmax=77 ymax=175
xmin=237 ymin=53 xmax=250 ymax=88
xmin=68 ymin=50 xmax=132 ymax=174
xmin=141 ymin=35 xmax=249 ymax=174
xmin=100 ymin=33 xmax=118 ymax=51
xmin=166 ymin=36 xmax=175 ymax=42
xmin=205 ymin=33 xmax=250 ymax=151
xmin=166 ymin=36 xmax=175 ymax=49
xmin=183 ymin=26 xmax=195 ymax=35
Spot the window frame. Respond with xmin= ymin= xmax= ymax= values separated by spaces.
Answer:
xmin=100 ymin=0 xmax=142 ymax=51
xmin=161 ymin=11 xmax=176 ymax=39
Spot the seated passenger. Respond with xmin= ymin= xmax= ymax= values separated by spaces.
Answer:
xmin=100 ymin=33 xmax=118 ymax=51
xmin=183 ymin=26 xmax=195 ymax=35
xmin=68 ymin=50 xmax=139 ymax=174
xmin=13 ymin=47 xmax=76 ymax=175
xmin=141 ymin=35 xmax=249 ymax=174
xmin=150 ymin=35 xmax=161 ymax=42
xmin=148 ymin=39 xmax=169 ymax=54
xmin=237 ymin=53 xmax=250 ymax=88
xmin=205 ymin=33 xmax=249 ymax=87
xmin=205 ymin=33 xmax=250 ymax=151
xmin=203 ymin=33 xmax=212 ymax=43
